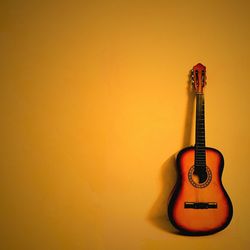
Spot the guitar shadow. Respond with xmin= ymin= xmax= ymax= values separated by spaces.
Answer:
xmin=147 ymin=72 xmax=195 ymax=234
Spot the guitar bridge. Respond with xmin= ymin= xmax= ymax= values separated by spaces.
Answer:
xmin=184 ymin=202 xmax=217 ymax=209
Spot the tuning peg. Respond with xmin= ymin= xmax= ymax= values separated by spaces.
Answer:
xmin=191 ymin=69 xmax=194 ymax=86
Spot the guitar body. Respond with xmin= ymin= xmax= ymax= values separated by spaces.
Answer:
xmin=168 ymin=146 xmax=233 ymax=235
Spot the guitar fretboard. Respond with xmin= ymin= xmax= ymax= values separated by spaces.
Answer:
xmin=195 ymin=93 xmax=206 ymax=168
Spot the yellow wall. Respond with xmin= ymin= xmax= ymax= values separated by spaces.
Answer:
xmin=1 ymin=1 xmax=250 ymax=249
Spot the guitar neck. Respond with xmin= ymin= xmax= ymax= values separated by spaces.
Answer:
xmin=195 ymin=93 xmax=206 ymax=165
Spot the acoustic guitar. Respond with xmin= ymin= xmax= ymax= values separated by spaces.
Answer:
xmin=168 ymin=63 xmax=233 ymax=235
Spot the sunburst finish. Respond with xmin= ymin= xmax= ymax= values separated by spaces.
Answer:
xmin=168 ymin=147 xmax=233 ymax=235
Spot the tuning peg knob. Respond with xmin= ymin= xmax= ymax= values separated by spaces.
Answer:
xmin=191 ymin=70 xmax=194 ymax=85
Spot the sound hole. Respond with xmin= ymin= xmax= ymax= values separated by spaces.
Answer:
xmin=188 ymin=166 xmax=212 ymax=188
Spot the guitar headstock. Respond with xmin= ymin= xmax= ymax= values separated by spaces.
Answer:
xmin=191 ymin=63 xmax=206 ymax=94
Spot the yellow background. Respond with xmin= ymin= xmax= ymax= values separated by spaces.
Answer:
xmin=1 ymin=1 xmax=250 ymax=249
